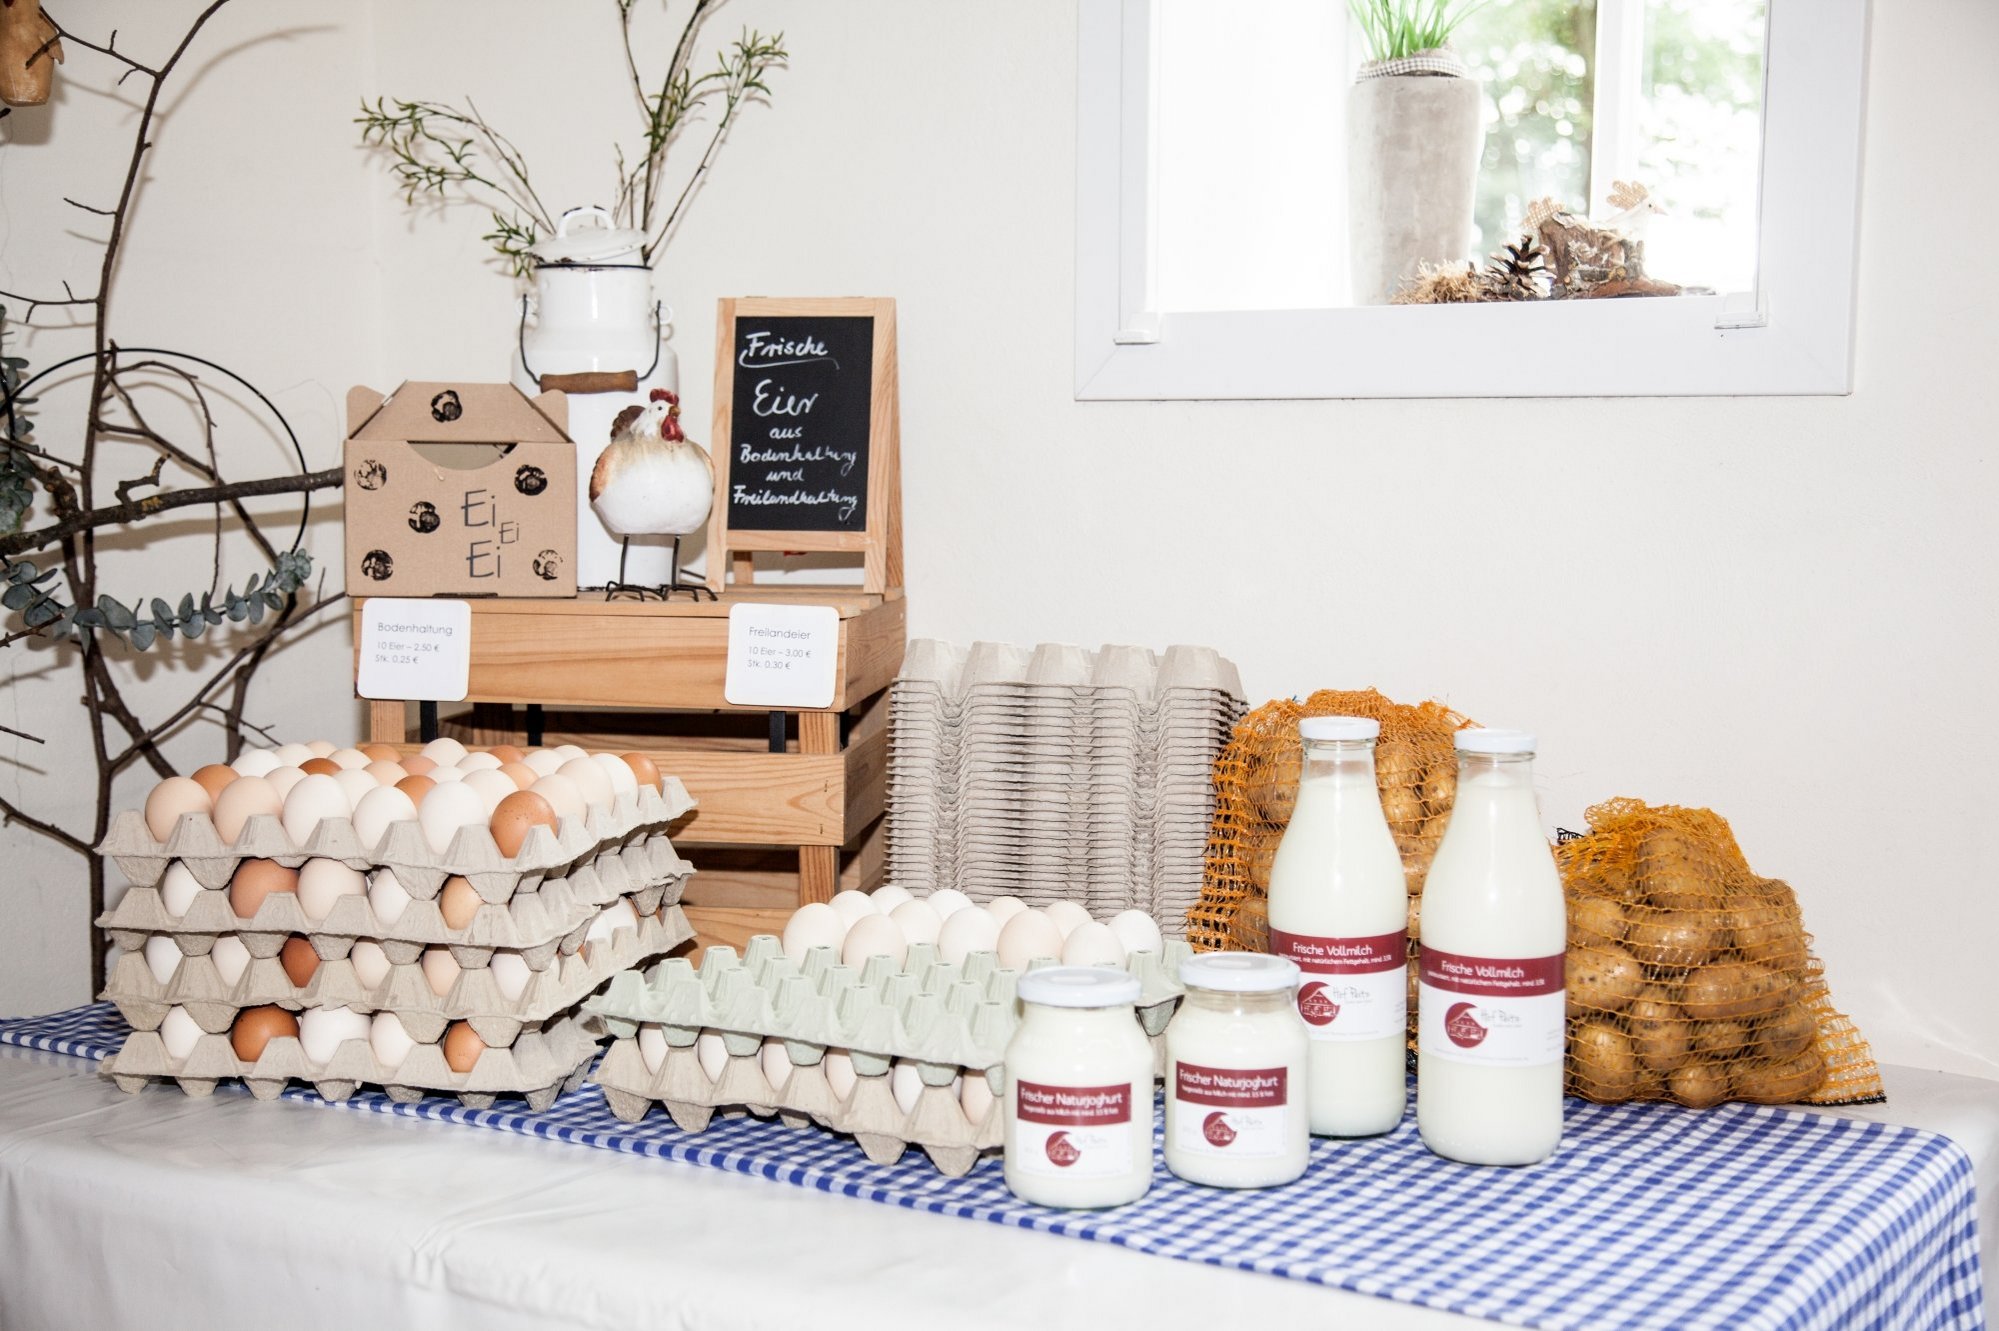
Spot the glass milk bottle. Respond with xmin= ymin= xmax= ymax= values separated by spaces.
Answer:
xmin=1164 ymin=954 xmax=1310 ymax=1188
xmin=1417 ymin=728 xmax=1567 ymax=1166
xmin=1002 ymin=967 xmax=1156 ymax=1208
xmin=1265 ymin=716 xmax=1409 ymax=1137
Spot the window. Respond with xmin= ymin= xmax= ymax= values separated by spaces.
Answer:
xmin=1077 ymin=0 xmax=1866 ymax=398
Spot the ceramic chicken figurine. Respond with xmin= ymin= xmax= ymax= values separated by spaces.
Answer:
xmin=589 ymin=388 xmax=716 ymax=600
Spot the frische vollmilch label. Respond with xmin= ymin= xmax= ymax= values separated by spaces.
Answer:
xmin=1417 ymin=946 xmax=1565 ymax=1067
xmin=1171 ymin=1062 xmax=1290 ymax=1158
xmin=1011 ymin=1080 xmax=1134 ymax=1178
xmin=1269 ymin=929 xmax=1407 ymax=1043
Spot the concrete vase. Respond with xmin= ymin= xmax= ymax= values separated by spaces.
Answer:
xmin=1346 ymin=74 xmax=1484 ymax=305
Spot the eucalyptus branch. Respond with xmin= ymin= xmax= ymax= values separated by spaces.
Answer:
xmin=645 ymin=29 xmax=786 ymax=259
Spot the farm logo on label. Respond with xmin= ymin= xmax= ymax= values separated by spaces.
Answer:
xmin=1044 ymin=1130 xmax=1081 ymax=1167
xmin=1297 ymin=981 xmax=1340 ymax=1026
xmin=1445 ymin=1002 xmax=1489 ymax=1048
xmin=1202 ymin=1112 xmax=1237 ymax=1148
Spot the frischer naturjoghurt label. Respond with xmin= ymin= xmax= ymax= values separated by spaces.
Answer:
xmin=1011 ymin=1080 xmax=1134 ymax=1178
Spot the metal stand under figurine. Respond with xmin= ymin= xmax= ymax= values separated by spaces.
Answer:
xmin=589 ymin=388 xmax=716 ymax=601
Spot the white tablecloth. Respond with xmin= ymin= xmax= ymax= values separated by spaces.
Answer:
xmin=0 ymin=1044 xmax=1991 ymax=1331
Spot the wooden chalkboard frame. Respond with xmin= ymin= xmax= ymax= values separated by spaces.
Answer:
xmin=707 ymin=297 xmax=902 ymax=595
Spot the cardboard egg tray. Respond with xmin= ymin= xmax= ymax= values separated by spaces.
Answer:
xmin=98 ymin=833 xmax=693 ymax=960
xmin=103 ymin=1009 xmax=604 ymax=1111
xmin=103 ymin=901 xmax=694 ymax=1048
xmin=585 ymin=934 xmax=1190 ymax=1175
xmin=99 ymin=778 xmax=694 ymax=903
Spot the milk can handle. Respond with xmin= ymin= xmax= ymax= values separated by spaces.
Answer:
xmin=557 ymin=205 xmax=616 ymax=237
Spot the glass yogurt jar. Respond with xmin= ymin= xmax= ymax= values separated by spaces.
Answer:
xmin=1164 ymin=954 xmax=1311 ymax=1188
xmin=1002 ymin=967 xmax=1156 ymax=1208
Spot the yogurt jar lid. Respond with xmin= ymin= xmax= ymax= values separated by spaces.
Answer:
xmin=1017 ymin=965 xmax=1142 ymax=1008
xmin=1299 ymin=715 xmax=1379 ymax=741
xmin=1178 ymin=953 xmax=1301 ymax=993
xmin=1454 ymin=727 xmax=1537 ymax=754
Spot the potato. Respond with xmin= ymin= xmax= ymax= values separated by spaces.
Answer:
xmin=1732 ymin=1046 xmax=1827 ymax=1105
xmin=1626 ymin=985 xmax=1692 ymax=1073
xmin=1756 ymin=1004 xmax=1818 ymax=1061
xmin=1570 ymin=1021 xmax=1641 ymax=1100
xmin=1420 ymin=813 xmax=1452 ymax=843
xmin=1246 ymin=827 xmax=1283 ymax=890
xmin=1625 ymin=910 xmax=1727 ymax=969
xmin=1406 ymin=956 xmax=1419 ymax=1011
xmin=1682 ymin=961 xmax=1797 ymax=1021
xmin=1668 ymin=1060 xmax=1732 ymax=1108
xmin=1568 ymin=944 xmax=1646 ymax=1014
xmin=1634 ymin=1068 xmax=1669 ymax=1101
xmin=1404 ymin=856 xmax=1429 ymax=897
xmin=1375 ymin=738 xmax=1418 ymax=783
xmin=1637 ymin=826 xmax=1724 ymax=909
xmin=1380 ymin=783 xmax=1425 ymax=832
xmin=1730 ymin=885 xmax=1807 ymax=973
xmin=1419 ymin=764 xmax=1456 ymax=814
xmin=1247 ymin=737 xmax=1301 ymax=824
xmin=1406 ymin=893 xmax=1421 ymax=940
xmin=1568 ymin=896 xmax=1628 ymax=947
xmin=1690 ymin=1019 xmax=1757 ymax=1061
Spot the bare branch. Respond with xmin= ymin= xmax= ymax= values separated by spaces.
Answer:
xmin=63 ymin=197 xmax=116 ymax=218
xmin=0 ymin=466 xmax=340 ymax=558
xmin=0 ymin=791 xmax=89 ymax=856
xmin=0 ymin=722 xmax=45 ymax=745
xmin=113 ymin=454 xmax=167 ymax=505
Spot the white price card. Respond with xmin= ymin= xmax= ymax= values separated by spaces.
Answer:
xmin=724 ymin=602 xmax=840 ymax=708
xmin=356 ymin=598 xmax=471 ymax=702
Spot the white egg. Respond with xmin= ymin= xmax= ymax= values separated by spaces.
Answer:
xmin=890 ymin=1060 xmax=924 ymax=1115
xmin=1061 ymin=921 xmax=1127 ymax=968
xmin=457 ymin=751 xmax=503 ymax=772
xmin=229 ymin=748 xmax=280 ymax=778
xmin=841 ymin=913 xmax=907 ymax=969
xmin=926 ymin=888 xmax=975 ymax=920
xmin=522 ymin=749 xmax=564 ymax=777
xmin=997 ymin=910 xmax=1065 ymax=970
xmin=551 ymin=744 xmax=588 ymax=763
xmin=585 ymin=898 xmax=639 ymax=949
xmin=889 ymin=898 xmax=943 ymax=947
xmin=297 ymin=858 xmax=367 ymax=922
xmin=870 ymin=884 xmax=914 ymax=914
xmin=141 ymin=934 xmax=181 ymax=987
xmin=984 ymin=896 xmax=1028 ymax=925
xmin=418 ymin=781 xmax=486 ymax=854
xmin=490 ymin=950 xmax=532 ymax=1001
xmin=304 ymin=739 xmax=337 ymax=758
xmin=592 ymin=751 xmax=639 ymax=799
xmin=823 ymin=1048 xmax=857 ymax=1100
xmin=420 ymin=736 xmax=468 ymax=766
xmin=780 ymin=902 xmax=847 ymax=961
xmin=209 ymin=935 xmax=251 ymax=986
xmin=461 ymin=768 xmax=518 ymax=817
xmin=827 ymin=890 xmax=877 ymax=926
xmin=557 ymin=756 xmax=614 ymax=810
xmin=159 ymin=1005 xmax=204 ymax=1061
xmin=272 ymin=742 xmax=314 ymax=768
xmin=1107 ymin=909 xmax=1164 ymax=957
xmin=1042 ymin=900 xmax=1093 ymax=940
xmin=280 ymin=774 xmax=350 ymax=844
xmin=760 ymin=1038 xmax=792 ymax=1091
xmin=961 ymin=1072 xmax=996 ymax=1124
xmin=638 ymin=1023 xmax=669 ymax=1074
xmin=299 ymin=1006 xmax=370 ymax=1065
xmin=420 ymin=946 xmax=461 ymax=998
xmin=351 ymin=785 xmax=418 ymax=849
xmin=349 ymin=939 xmax=392 ymax=989
xmin=263 ymin=765 xmax=307 ymax=802
xmin=367 ymin=866 xmax=413 ymax=925
xmin=158 ymin=862 xmax=203 ymax=917
xmin=333 ymin=767 xmax=379 ymax=811
xmin=426 ymin=764 xmax=465 ymax=783
xmin=695 ymin=1030 xmax=728 ymax=1081
xmin=327 ymin=747 xmax=372 ymax=772
xmin=936 ymin=906 xmax=1001 ymax=964
xmin=527 ymin=773 xmax=586 ymax=824
xmin=368 ymin=1011 xmax=415 ymax=1070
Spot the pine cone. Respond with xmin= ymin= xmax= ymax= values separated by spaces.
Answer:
xmin=1480 ymin=238 xmax=1549 ymax=302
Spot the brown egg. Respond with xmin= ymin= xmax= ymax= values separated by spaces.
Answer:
xmin=619 ymin=752 xmax=663 ymax=792
xmin=359 ymin=742 xmax=403 ymax=763
xmin=442 ymin=1021 xmax=486 ymax=1074
xmin=402 ymin=754 xmax=437 ymax=777
xmin=230 ymin=1005 xmax=299 ymax=1062
xmin=396 ymin=774 xmax=437 ymax=805
xmin=439 ymin=875 xmax=483 ymax=930
xmin=489 ymin=790 xmax=558 ymax=858
xmin=228 ymin=859 xmax=299 ymax=919
xmin=189 ymin=764 xmax=238 ymax=801
xmin=488 ymin=744 xmax=526 ymax=765
xmin=497 ymin=761 xmax=539 ymax=791
xmin=279 ymin=935 xmax=320 ymax=988
xmin=144 ymin=777 xmax=214 ymax=842
xmin=299 ymin=757 xmax=342 ymax=777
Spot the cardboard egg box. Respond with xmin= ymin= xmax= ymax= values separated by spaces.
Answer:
xmin=99 ymin=833 xmax=691 ymax=963
xmin=99 ymin=777 xmax=695 ymax=903
xmin=103 ymin=901 xmax=694 ymax=1049
xmin=104 ymin=1009 xmax=603 ymax=1111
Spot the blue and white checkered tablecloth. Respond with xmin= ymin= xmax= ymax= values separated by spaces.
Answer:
xmin=1 ymin=1004 xmax=1982 ymax=1330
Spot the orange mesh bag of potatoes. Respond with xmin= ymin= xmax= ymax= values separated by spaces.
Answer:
xmin=1186 ymin=689 xmax=1472 ymax=973
xmin=1560 ymin=797 xmax=1883 ymax=1108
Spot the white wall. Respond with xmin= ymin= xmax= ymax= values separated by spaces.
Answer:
xmin=4 ymin=0 xmax=1994 ymax=1083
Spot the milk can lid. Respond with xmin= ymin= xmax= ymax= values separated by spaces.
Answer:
xmin=1016 ymin=966 xmax=1142 ymax=1008
xmin=531 ymin=206 xmax=648 ymax=267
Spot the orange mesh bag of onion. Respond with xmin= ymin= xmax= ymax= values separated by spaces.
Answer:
xmin=1560 ymin=797 xmax=1883 ymax=1107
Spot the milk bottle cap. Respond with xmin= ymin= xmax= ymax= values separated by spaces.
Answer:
xmin=1178 ymin=953 xmax=1301 ymax=993
xmin=1016 ymin=966 xmax=1142 ymax=1008
xmin=1298 ymin=716 xmax=1380 ymax=741
xmin=1454 ymin=727 xmax=1537 ymax=754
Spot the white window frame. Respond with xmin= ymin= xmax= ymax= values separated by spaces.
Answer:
xmin=1075 ymin=0 xmax=1871 ymax=400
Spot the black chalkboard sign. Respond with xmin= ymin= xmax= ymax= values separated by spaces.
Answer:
xmin=724 ymin=315 xmax=874 ymax=532
xmin=708 ymin=297 xmax=903 ymax=594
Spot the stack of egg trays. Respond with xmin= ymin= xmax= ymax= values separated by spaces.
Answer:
xmin=586 ymin=933 xmax=1192 ymax=1176
xmin=95 ymin=781 xmax=698 ymax=1109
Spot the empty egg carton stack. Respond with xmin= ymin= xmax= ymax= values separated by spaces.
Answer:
xmin=885 ymin=641 xmax=1246 ymax=934
xmin=587 ymin=933 xmax=1190 ymax=1176
xmin=96 ymin=762 xmax=698 ymax=1110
